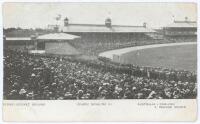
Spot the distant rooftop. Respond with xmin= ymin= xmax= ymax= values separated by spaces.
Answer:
xmin=4 ymin=29 xmax=36 ymax=37
xmin=4 ymin=29 xmax=51 ymax=38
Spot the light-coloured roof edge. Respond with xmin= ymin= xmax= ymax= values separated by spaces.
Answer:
xmin=164 ymin=21 xmax=197 ymax=28
xmin=37 ymin=33 xmax=80 ymax=40
xmin=5 ymin=37 xmax=31 ymax=41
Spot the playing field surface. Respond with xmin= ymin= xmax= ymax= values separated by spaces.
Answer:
xmin=121 ymin=43 xmax=197 ymax=72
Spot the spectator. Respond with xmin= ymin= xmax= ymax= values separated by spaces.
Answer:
xmin=4 ymin=49 xmax=197 ymax=100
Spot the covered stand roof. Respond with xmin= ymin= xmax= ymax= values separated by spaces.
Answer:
xmin=37 ymin=33 xmax=80 ymax=40
xmin=61 ymin=24 xmax=155 ymax=33
xmin=165 ymin=21 xmax=197 ymax=28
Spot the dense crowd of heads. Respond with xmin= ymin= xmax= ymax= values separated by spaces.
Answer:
xmin=68 ymin=35 xmax=196 ymax=56
xmin=67 ymin=32 xmax=173 ymax=56
xmin=68 ymin=39 xmax=171 ymax=56
xmin=4 ymin=49 xmax=197 ymax=100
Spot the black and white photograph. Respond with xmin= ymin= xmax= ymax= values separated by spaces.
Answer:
xmin=3 ymin=2 xmax=197 ymax=100
xmin=1 ymin=1 xmax=198 ymax=122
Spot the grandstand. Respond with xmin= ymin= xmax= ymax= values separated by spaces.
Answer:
xmin=60 ymin=17 xmax=156 ymax=55
xmin=163 ymin=17 xmax=197 ymax=42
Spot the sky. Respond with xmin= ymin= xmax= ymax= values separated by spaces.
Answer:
xmin=3 ymin=2 xmax=197 ymax=29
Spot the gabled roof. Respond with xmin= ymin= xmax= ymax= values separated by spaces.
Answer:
xmin=61 ymin=24 xmax=155 ymax=33
xmin=37 ymin=33 xmax=80 ymax=40
xmin=165 ymin=21 xmax=197 ymax=28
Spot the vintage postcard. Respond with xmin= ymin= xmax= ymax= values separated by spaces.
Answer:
xmin=2 ymin=2 xmax=198 ymax=122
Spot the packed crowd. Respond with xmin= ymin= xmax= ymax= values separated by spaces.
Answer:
xmin=70 ymin=39 xmax=174 ymax=56
xmin=68 ymin=33 xmax=196 ymax=55
xmin=167 ymin=36 xmax=197 ymax=43
xmin=69 ymin=40 xmax=137 ymax=55
xmin=4 ymin=49 xmax=197 ymax=100
xmin=67 ymin=33 xmax=165 ymax=55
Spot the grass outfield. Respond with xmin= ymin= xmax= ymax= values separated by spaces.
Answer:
xmin=121 ymin=44 xmax=197 ymax=72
